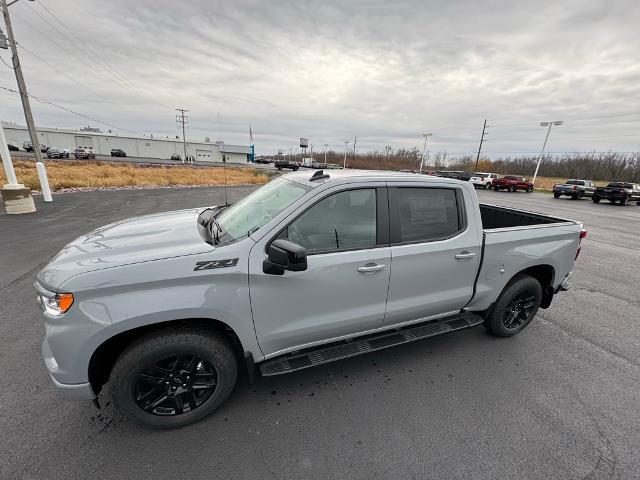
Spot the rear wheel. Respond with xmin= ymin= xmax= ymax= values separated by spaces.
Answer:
xmin=592 ymin=196 xmax=600 ymax=203
xmin=109 ymin=329 xmax=237 ymax=429
xmin=484 ymin=274 xmax=542 ymax=337
xmin=526 ymin=186 xmax=534 ymax=193
xmin=484 ymin=183 xmax=491 ymax=190
xmin=621 ymin=195 xmax=630 ymax=206
xmin=494 ymin=186 xmax=499 ymax=191
xmin=553 ymin=192 xmax=561 ymax=198
xmin=509 ymin=185 xmax=516 ymax=192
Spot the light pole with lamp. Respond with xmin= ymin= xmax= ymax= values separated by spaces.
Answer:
xmin=532 ymin=121 xmax=563 ymax=185
xmin=343 ymin=140 xmax=349 ymax=169
xmin=419 ymin=133 xmax=432 ymax=173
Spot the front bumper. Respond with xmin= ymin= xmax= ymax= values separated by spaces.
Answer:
xmin=42 ymin=338 xmax=96 ymax=400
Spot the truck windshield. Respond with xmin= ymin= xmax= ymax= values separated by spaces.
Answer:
xmin=214 ymin=177 xmax=313 ymax=245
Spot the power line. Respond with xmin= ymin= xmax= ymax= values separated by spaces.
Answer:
xmin=0 ymin=85 xmax=145 ymax=136
xmin=0 ymin=54 xmax=15 ymax=69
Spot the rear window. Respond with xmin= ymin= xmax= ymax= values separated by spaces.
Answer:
xmin=606 ymin=182 xmax=632 ymax=188
xmin=566 ymin=180 xmax=584 ymax=185
xmin=389 ymin=188 xmax=462 ymax=243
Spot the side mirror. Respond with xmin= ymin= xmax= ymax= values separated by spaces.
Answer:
xmin=263 ymin=239 xmax=307 ymax=275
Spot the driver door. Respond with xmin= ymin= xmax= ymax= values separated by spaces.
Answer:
xmin=248 ymin=185 xmax=391 ymax=357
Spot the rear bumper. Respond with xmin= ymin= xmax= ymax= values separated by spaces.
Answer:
xmin=556 ymin=270 xmax=573 ymax=293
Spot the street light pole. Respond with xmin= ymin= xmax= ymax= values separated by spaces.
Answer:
xmin=532 ymin=120 xmax=563 ymax=184
xmin=419 ymin=133 xmax=432 ymax=173
xmin=324 ymin=143 xmax=328 ymax=164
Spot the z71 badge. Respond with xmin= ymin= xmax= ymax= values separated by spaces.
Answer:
xmin=193 ymin=258 xmax=239 ymax=271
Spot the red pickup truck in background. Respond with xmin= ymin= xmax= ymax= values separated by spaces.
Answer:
xmin=492 ymin=175 xmax=534 ymax=192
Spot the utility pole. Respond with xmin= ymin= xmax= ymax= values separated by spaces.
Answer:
xmin=324 ymin=143 xmax=328 ymax=164
xmin=343 ymin=140 xmax=349 ymax=169
xmin=474 ymin=119 xmax=489 ymax=170
xmin=533 ymin=120 xmax=563 ymax=184
xmin=419 ymin=133 xmax=432 ymax=173
xmin=176 ymin=108 xmax=188 ymax=164
xmin=1 ymin=0 xmax=49 ymax=212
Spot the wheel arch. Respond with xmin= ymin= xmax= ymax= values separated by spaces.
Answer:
xmin=88 ymin=318 xmax=246 ymax=395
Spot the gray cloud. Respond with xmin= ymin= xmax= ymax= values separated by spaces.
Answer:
xmin=0 ymin=0 xmax=638 ymax=156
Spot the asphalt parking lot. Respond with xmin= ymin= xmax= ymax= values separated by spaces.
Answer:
xmin=1 ymin=186 xmax=639 ymax=479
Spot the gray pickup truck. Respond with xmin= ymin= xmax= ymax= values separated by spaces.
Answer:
xmin=35 ymin=170 xmax=585 ymax=428
xmin=553 ymin=179 xmax=596 ymax=199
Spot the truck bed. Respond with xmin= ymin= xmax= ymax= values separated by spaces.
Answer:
xmin=479 ymin=204 xmax=566 ymax=230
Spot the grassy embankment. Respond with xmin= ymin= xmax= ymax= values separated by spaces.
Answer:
xmin=0 ymin=159 xmax=270 ymax=192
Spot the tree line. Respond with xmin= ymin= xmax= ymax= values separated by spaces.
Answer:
xmin=268 ymin=148 xmax=640 ymax=182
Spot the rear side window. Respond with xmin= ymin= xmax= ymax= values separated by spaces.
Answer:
xmin=389 ymin=188 xmax=463 ymax=244
xmin=284 ymin=189 xmax=377 ymax=254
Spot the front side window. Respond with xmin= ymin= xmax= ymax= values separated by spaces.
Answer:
xmin=284 ymin=189 xmax=377 ymax=254
xmin=390 ymin=187 xmax=462 ymax=243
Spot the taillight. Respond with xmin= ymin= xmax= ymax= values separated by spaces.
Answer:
xmin=575 ymin=229 xmax=587 ymax=260
xmin=573 ymin=185 xmax=577 ymax=191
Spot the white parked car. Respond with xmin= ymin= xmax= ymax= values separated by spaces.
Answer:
xmin=470 ymin=172 xmax=499 ymax=189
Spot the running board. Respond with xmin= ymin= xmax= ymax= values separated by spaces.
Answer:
xmin=259 ymin=311 xmax=484 ymax=376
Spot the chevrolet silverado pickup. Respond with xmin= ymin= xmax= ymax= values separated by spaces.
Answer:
xmin=35 ymin=170 xmax=585 ymax=428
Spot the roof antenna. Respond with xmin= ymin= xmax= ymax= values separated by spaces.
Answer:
xmin=310 ymin=169 xmax=330 ymax=181
xmin=222 ymin=151 xmax=229 ymax=205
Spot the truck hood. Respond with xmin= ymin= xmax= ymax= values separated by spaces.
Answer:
xmin=37 ymin=208 xmax=213 ymax=290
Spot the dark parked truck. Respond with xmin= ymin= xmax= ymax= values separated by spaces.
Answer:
xmin=35 ymin=170 xmax=585 ymax=428
xmin=593 ymin=182 xmax=640 ymax=205
xmin=274 ymin=159 xmax=299 ymax=171
xmin=553 ymin=179 xmax=596 ymax=199
xmin=492 ymin=175 xmax=534 ymax=192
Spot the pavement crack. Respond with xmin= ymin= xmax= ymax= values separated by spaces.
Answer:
xmin=0 ymin=261 xmax=46 ymax=292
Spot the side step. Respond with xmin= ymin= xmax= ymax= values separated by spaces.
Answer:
xmin=259 ymin=311 xmax=484 ymax=376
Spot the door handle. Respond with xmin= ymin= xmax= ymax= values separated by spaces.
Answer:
xmin=357 ymin=263 xmax=386 ymax=273
xmin=455 ymin=251 xmax=477 ymax=260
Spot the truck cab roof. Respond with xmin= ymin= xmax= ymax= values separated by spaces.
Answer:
xmin=283 ymin=169 xmax=465 ymax=188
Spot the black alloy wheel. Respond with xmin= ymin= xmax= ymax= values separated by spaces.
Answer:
xmin=502 ymin=292 xmax=537 ymax=330
xmin=621 ymin=195 xmax=630 ymax=206
xmin=134 ymin=354 xmax=217 ymax=416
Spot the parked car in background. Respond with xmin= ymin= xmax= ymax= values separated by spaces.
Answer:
xmin=254 ymin=157 xmax=272 ymax=164
xmin=274 ymin=158 xmax=300 ymax=170
xmin=46 ymin=148 xmax=70 ymax=159
xmin=74 ymin=147 xmax=95 ymax=159
xmin=170 ymin=154 xmax=182 ymax=161
xmin=35 ymin=170 xmax=585 ymax=428
xmin=592 ymin=182 xmax=640 ymax=205
xmin=436 ymin=171 xmax=472 ymax=181
xmin=23 ymin=141 xmax=49 ymax=153
xmin=7 ymin=143 xmax=19 ymax=151
xmin=553 ymin=180 xmax=595 ymax=199
xmin=492 ymin=175 xmax=534 ymax=192
xmin=110 ymin=148 xmax=126 ymax=157
xmin=470 ymin=173 xmax=499 ymax=189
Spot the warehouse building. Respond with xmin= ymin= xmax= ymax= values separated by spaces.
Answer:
xmin=2 ymin=122 xmax=251 ymax=163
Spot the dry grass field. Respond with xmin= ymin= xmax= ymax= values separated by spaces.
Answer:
xmin=1 ymin=159 xmax=270 ymax=191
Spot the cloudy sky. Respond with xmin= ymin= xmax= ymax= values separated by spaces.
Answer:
xmin=1 ymin=0 xmax=638 ymax=157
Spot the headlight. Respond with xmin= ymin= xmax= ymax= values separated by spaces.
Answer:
xmin=38 ymin=293 xmax=74 ymax=316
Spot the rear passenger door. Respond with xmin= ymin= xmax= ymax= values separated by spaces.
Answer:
xmin=383 ymin=184 xmax=481 ymax=326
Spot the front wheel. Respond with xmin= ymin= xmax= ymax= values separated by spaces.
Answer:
xmin=592 ymin=196 xmax=600 ymax=203
xmin=509 ymin=185 xmax=516 ymax=192
xmin=526 ymin=186 xmax=534 ymax=193
xmin=484 ymin=183 xmax=491 ymax=190
xmin=621 ymin=195 xmax=630 ymax=206
xmin=109 ymin=329 xmax=238 ymax=429
xmin=494 ymin=186 xmax=499 ymax=191
xmin=484 ymin=274 xmax=542 ymax=337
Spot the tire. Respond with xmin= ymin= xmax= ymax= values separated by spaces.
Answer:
xmin=553 ymin=192 xmax=561 ymax=198
xmin=484 ymin=183 xmax=491 ymax=190
xmin=494 ymin=186 xmax=499 ymax=192
xmin=592 ymin=196 xmax=600 ymax=203
xmin=109 ymin=328 xmax=238 ymax=429
xmin=509 ymin=185 xmax=516 ymax=192
xmin=577 ymin=191 xmax=583 ymax=200
xmin=484 ymin=274 xmax=542 ymax=337
xmin=527 ymin=186 xmax=534 ymax=193
xmin=621 ymin=195 xmax=630 ymax=206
